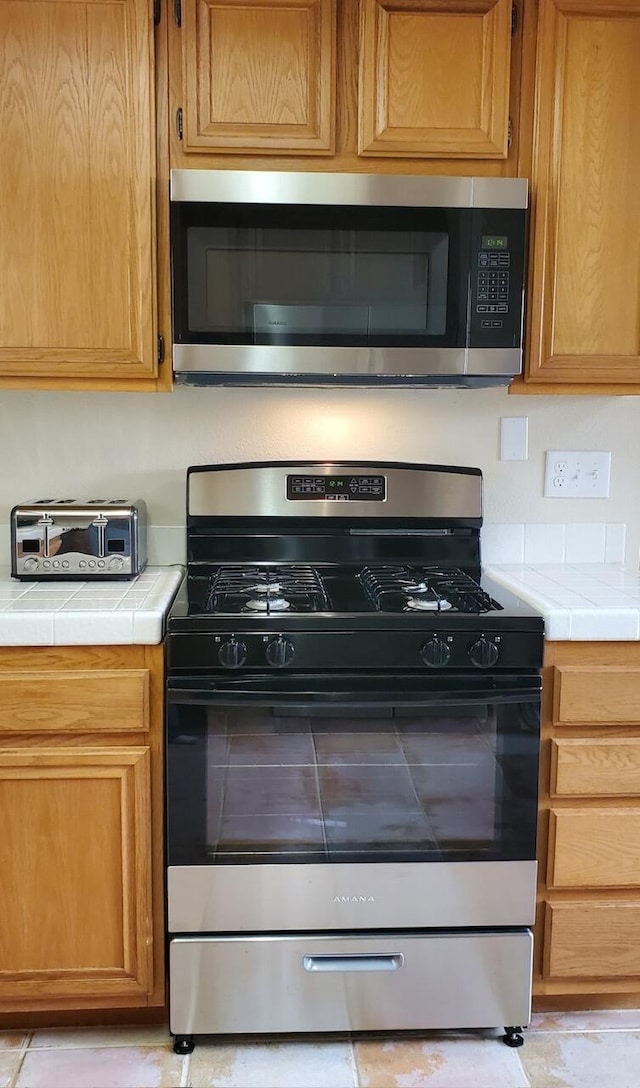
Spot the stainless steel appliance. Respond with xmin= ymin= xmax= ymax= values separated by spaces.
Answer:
xmin=11 ymin=499 xmax=147 ymax=580
xmin=165 ymin=461 xmax=543 ymax=1053
xmin=169 ymin=172 xmax=527 ymax=387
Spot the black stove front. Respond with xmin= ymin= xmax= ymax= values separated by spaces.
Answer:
xmin=166 ymin=461 xmax=543 ymax=1052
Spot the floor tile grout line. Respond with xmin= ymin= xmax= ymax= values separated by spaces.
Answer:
xmin=24 ymin=1039 xmax=174 ymax=1053
xmin=529 ymin=1026 xmax=640 ymax=1035
xmin=8 ymin=1036 xmax=30 ymax=1088
xmin=180 ymin=1050 xmax=191 ymax=1088
xmin=348 ymin=1036 xmax=359 ymax=1088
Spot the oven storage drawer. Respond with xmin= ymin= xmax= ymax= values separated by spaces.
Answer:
xmin=169 ymin=930 xmax=533 ymax=1036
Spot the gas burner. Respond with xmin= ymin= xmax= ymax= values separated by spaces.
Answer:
xmin=204 ymin=564 xmax=329 ymax=615
xmin=248 ymin=582 xmax=285 ymax=595
xmin=405 ymin=594 xmax=453 ymax=612
xmin=359 ymin=565 xmax=501 ymax=614
xmin=245 ymin=596 xmax=291 ymax=612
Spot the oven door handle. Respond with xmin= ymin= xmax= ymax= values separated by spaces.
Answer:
xmin=166 ymin=675 xmax=541 ymax=708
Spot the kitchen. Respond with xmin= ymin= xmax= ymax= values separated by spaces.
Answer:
xmin=2 ymin=1 xmax=640 ymax=1086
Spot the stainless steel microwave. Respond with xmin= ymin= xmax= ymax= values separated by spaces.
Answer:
xmin=169 ymin=171 xmax=528 ymax=388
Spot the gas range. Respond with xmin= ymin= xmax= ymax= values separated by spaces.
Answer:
xmin=166 ymin=461 xmax=544 ymax=674
xmin=165 ymin=460 xmax=543 ymax=1052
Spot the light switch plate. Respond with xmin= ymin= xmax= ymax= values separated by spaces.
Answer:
xmin=500 ymin=417 xmax=528 ymax=461
xmin=544 ymin=450 xmax=611 ymax=497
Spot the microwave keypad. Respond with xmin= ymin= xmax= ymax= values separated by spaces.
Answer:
xmin=476 ymin=250 xmax=510 ymax=321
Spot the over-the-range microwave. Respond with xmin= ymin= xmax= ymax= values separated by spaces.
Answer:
xmin=169 ymin=170 xmax=527 ymax=388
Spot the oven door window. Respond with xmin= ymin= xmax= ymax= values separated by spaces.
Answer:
xmin=167 ymin=678 xmax=539 ymax=866
xmin=171 ymin=203 xmax=469 ymax=349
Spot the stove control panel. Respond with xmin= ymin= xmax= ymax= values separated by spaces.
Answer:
xmin=183 ymin=629 xmax=541 ymax=673
xmin=287 ymin=474 xmax=386 ymax=501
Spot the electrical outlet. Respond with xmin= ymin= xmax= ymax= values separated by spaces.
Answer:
xmin=544 ymin=450 xmax=611 ymax=498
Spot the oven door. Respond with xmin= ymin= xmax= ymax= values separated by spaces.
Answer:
xmin=166 ymin=672 xmax=540 ymax=933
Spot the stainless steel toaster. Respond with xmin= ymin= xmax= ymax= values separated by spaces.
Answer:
xmin=10 ymin=499 xmax=147 ymax=580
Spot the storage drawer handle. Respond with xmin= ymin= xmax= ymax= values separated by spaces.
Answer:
xmin=303 ymin=954 xmax=404 ymax=973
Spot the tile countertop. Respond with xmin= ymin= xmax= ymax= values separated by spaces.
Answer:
xmin=0 ymin=565 xmax=184 ymax=646
xmin=485 ymin=563 xmax=640 ymax=641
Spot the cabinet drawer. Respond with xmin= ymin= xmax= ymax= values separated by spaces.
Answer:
xmin=553 ymin=666 xmax=640 ymax=725
xmin=0 ymin=670 xmax=149 ymax=733
xmin=551 ymin=738 xmax=640 ymax=796
xmin=544 ymin=902 xmax=640 ymax=979
xmin=549 ymin=808 xmax=640 ymax=888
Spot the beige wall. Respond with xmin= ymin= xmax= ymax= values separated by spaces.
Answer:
xmin=1 ymin=386 xmax=638 ymax=566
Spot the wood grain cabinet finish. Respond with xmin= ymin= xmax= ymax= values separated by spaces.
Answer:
xmin=0 ymin=0 xmax=157 ymax=385
xmin=0 ymin=645 xmax=165 ymax=1015
xmin=526 ymin=0 xmax=640 ymax=387
xmin=358 ymin=0 xmax=513 ymax=158
xmin=552 ymin=666 xmax=640 ymax=726
xmin=549 ymin=808 xmax=640 ymax=889
xmin=536 ymin=645 xmax=640 ymax=1000
xmin=544 ymin=902 xmax=640 ymax=980
xmin=0 ymin=670 xmax=149 ymax=734
xmin=0 ymin=747 xmax=152 ymax=1006
xmin=552 ymin=738 xmax=640 ymax=797
xmin=181 ymin=0 xmax=336 ymax=153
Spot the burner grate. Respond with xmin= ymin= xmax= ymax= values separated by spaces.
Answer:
xmin=204 ymin=564 xmax=329 ymax=614
xmin=359 ymin=565 xmax=502 ymax=614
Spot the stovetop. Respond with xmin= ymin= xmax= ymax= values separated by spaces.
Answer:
xmin=189 ymin=562 xmax=503 ymax=617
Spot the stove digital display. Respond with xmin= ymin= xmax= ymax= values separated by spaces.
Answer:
xmin=287 ymin=475 xmax=386 ymax=501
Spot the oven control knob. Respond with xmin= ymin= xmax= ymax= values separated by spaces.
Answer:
xmin=420 ymin=637 xmax=451 ymax=668
xmin=468 ymin=636 xmax=500 ymax=668
xmin=218 ymin=637 xmax=248 ymax=669
xmin=265 ymin=636 xmax=295 ymax=667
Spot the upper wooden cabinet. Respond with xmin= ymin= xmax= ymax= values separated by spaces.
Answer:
xmin=0 ymin=0 xmax=160 ymax=390
xmin=524 ymin=0 xmax=640 ymax=389
xmin=169 ymin=0 xmax=526 ymax=173
xmin=180 ymin=0 xmax=336 ymax=154
xmin=358 ymin=0 xmax=513 ymax=159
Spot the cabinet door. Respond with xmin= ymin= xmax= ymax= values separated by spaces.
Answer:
xmin=181 ymin=0 xmax=336 ymax=154
xmin=526 ymin=0 xmax=640 ymax=385
xmin=358 ymin=0 xmax=512 ymax=158
xmin=0 ymin=0 xmax=157 ymax=382
xmin=0 ymin=747 xmax=153 ymax=1008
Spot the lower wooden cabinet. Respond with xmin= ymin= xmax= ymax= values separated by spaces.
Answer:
xmin=0 ymin=645 xmax=164 ymax=1015
xmin=536 ymin=643 xmax=640 ymax=999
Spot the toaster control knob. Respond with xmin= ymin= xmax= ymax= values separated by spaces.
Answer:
xmin=23 ymin=557 xmax=39 ymax=572
xmin=265 ymin=636 xmax=295 ymax=667
xmin=108 ymin=556 xmax=124 ymax=571
xmin=420 ymin=636 xmax=451 ymax=668
xmin=468 ymin=636 xmax=500 ymax=669
xmin=218 ymin=637 xmax=248 ymax=669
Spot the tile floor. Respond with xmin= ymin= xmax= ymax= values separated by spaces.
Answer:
xmin=3 ymin=1011 xmax=640 ymax=1088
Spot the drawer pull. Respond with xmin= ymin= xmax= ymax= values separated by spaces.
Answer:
xmin=303 ymin=954 xmax=404 ymax=973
